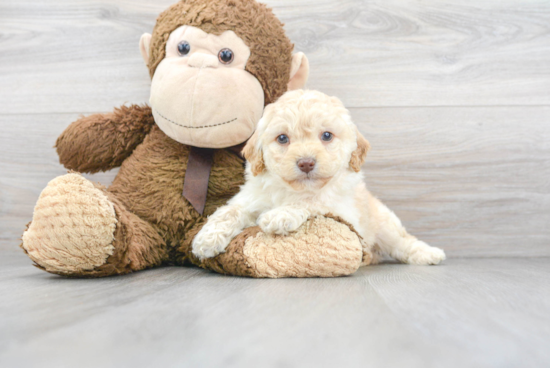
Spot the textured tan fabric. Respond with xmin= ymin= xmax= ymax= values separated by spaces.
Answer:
xmin=199 ymin=226 xmax=262 ymax=277
xmin=21 ymin=173 xmax=117 ymax=273
xmin=200 ymin=216 xmax=366 ymax=278
xmin=241 ymin=216 xmax=363 ymax=278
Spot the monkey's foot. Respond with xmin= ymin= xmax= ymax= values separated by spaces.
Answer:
xmin=22 ymin=173 xmax=117 ymax=275
xmin=202 ymin=215 xmax=368 ymax=278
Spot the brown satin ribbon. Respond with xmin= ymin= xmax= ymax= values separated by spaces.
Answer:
xmin=182 ymin=147 xmax=215 ymax=215
xmin=182 ymin=143 xmax=246 ymax=216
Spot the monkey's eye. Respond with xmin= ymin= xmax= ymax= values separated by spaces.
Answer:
xmin=177 ymin=41 xmax=191 ymax=56
xmin=276 ymin=134 xmax=289 ymax=145
xmin=321 ymin=132 xmax=333 ymax=142
xmin=218 ymin=48 xmax=234 ymax=64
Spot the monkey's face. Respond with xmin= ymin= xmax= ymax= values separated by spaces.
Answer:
xmin=148 ymin=26 xmax=264 ymax=148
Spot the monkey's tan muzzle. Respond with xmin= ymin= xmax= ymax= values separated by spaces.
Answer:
xmin=150 ymin=54 xmax=264 ymax=148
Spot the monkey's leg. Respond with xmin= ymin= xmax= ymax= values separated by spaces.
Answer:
xmin=21 ymin=173 xmax=167 ymax=277
xmin=197 ymin=215 xmax=366 ymax=278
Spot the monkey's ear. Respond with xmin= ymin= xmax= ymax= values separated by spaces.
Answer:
xmin=349 ymin=128 xmax=371 ymax=172
xmin=139 ymin=33 xmax=152 ymax=65
xmin=242 ymin=130 xmax=266 ymax=176
xmin=287 ymin=52 xmax=309 ymax=91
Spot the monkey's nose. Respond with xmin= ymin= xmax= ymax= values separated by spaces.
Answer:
xmin=187 ymin=53 xmax=218 ymax=69
xmin=297 ymin=158 xmax=316 ymax=173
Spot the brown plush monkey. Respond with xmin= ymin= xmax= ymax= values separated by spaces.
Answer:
xmin=21 ymin=0 xmax=374 ymax=278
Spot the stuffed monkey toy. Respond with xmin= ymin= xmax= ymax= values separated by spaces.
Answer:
xmin=21 ymin=0 xmax=376 ymax=278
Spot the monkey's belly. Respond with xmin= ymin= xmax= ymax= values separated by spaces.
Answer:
xmin=108 ymin=125 xmax=245 ymax=233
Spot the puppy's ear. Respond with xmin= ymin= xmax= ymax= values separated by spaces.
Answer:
xmin=349 ymin=129 xmax=371 ymax=172
xmin=242 ymin=130 xmax=266 ymax=176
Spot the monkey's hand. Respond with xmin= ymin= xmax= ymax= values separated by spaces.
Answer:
xmin=55 ymin=105 xmax=155 ymax=173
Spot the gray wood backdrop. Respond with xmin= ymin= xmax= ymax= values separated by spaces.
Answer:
xmin=1 ymin=0 xmax=549 ymax=257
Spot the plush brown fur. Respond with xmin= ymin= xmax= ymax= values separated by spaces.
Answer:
xmin=107 ymin=125 xmax=246 ymax=268
xmin=148 ymin=0 xmax=294 ymax=104
xmin=56 ymin=105 xmax=155 ymax=173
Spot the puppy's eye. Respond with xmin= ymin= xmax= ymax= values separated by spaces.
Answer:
xmin=321 ymin=132 xmax=333 ymax=142
xmin=276 ymin=134 xmax=289 ymax=145
xmin=177 ymin=41 xmax=191 ymax=56
xmin=218 ymin=48 xmax=234 ymax=64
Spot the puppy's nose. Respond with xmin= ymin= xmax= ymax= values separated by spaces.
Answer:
xmin=297 ymin=158 xmax=316 ymax=173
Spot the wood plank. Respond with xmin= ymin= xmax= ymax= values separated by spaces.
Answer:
xmin=1 ymin=106 xmax=548 ymax=256
xmin=286 ymin=0 xmax=550 ymax=108
xmin=1 ymin=0 xmax=550 ymax=114
xmin=1 ymin=254 xmax=548 ymax=367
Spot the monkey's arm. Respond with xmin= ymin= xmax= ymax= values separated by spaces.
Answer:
xmin=55 ymin=105 xmax=155 ymax=173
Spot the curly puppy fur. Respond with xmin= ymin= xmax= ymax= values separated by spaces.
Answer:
xmin=193 ymin=90 xmax=446 ymax=265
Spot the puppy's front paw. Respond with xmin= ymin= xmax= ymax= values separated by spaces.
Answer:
xmin=191 ymin=205 xmax=249 ymax=261
xmin=258 ymin=208 xmax=308 ymax=235
xmin=192 ymin=227 xmax=232 ymax=261
xmin=406 ymin=241 xmax=446 ymax=265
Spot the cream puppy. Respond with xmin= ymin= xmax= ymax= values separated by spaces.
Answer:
xmin=192 ymin=90 xmax=446 ymax=265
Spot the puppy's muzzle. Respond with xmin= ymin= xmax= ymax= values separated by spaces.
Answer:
xmin=297 ymin=158 xmax=316 ymax=173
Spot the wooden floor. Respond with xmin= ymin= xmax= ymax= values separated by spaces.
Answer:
xmin=1 ymin=0 xmax=549 ymax=366
xmin=1 ymin=251 xmax=549 ymax=368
